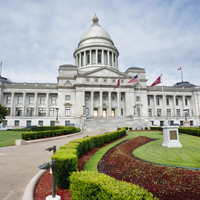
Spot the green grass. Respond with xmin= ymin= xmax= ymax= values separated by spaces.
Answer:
xmin=0 ymin=131 xmax=22 ymax=147
xmin=84 ymin=131 xmax=200 ymax=171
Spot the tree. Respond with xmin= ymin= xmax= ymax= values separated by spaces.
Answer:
xmin=0 ymin=104 xmax=7 ymax=124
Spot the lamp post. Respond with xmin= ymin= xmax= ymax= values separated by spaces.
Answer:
xmin=56 ymin=107 xmax=59 ymax=121
xmin=82 ymin=105 xmax=85 ymax=115
xmin=133 ymin=105 xmax=136 ymax=115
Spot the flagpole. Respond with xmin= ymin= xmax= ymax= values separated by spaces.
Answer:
xmin=0 ymin=61 xmax=2 ymax=77
xmin=120 ymin=76 xmax=122 ymax=127
xmin=181 ymin=67 xmax=183 ymax=82
xmin=138 ymin=73 xmax=142 ymax=128
xmin=161 ymin=74 xmax=166 ymax=126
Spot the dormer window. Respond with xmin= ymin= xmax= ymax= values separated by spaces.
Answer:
xmin=95 ymin=79 xmax=98 ymax=82
xmin=104 ymin=79 xmax=107 ymax=83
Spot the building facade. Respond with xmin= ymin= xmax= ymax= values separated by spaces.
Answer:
xmin=0 ymin=15 xmax=200 ymax=129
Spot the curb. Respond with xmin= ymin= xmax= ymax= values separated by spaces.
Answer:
xmin=22 ymin=170 xmax=46 ymax=200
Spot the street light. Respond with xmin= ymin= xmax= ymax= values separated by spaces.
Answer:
xmin=133 ymin=105 xmax=136 ymax=115
xmin=46 ymin=146 xmax=56 ymax=154
xmin=82 ymin=105 xmax=85 ymax=115
xmin=55 ymin=106 xmax=59 ymax=121
xmin=38 ymin=160 xmax=60 ymax=200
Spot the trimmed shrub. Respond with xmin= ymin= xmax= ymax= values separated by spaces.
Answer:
xmin=22 ymin=133 xmax=30 ymax=140
xmin=129 ymin=127 xmax=132 ymax=130
xmin=70 ymin=171 xmax=156 ymax=200
xmin=145 ymin=127 xmax=148 ymax=130
xmin=52 ymin=128 xmax=126 ymax=189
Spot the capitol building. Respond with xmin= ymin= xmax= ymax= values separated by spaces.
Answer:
xmin=1 ymin=15 xmax=200 ymax=130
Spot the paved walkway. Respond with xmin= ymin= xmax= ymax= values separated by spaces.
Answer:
xmin=0 ymin=131 xmax=104 ymax=200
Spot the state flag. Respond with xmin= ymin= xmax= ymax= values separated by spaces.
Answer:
xmin=151 ymin=76 xmax=161 ymax=86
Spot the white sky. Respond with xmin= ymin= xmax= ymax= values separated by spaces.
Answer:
xmin=0 ymin=0 xmax=200 ymax=86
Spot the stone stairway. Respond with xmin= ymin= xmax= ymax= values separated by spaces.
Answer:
xmin=83 ymin=116 xmax=148 ymax=132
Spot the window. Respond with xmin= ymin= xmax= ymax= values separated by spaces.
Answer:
xmin=180 ymin=121 xmax=184 ymax=126
xmin=6 ymin=107 xmax=11 ymax=116
xmin=103 ymin=97 xmax=106 ymax=100
xmin=156 ymin=98 xmax=160 ymax=105
xmin=151 ymin=121 xmax=154 ymax=126
xmin=38 ymin=121 xmax=43 ymax=126
xmin=65 ymin=121 xmax=70 ymax=126
xmin=38 ymin=108 xmax=46 ymax=116
xmin=136 ymin=96 xmax=140 ymax=101
xmin=185 ymin=98 xmax=188 ymax=106
xmin=16 ymin=108 xmax=22 ymax=116
xmin=121 ymin=108 xmax=123 ymax=115
xmin=166 ymin=98 xmax=169 ymax=105
xmin=3 ymin=120 xmax=7 ymax=127
xmin=170 ymin=121 xmax=174 ymax=126
xmin=176 ymin=98 xmax=179 ymax=106
xmin=50 ymin=121 xmax=55 ymax=126
xmin=29 ymin=96 xmax=34 ymax=104
xmin=95 ymin=79 xmax=98 ymax=82
xmin=6 ymin=96 xmax=11 ymax=104
xmin=18 ymin=96 xmax=22 ymax=104
xmin=50 ymin=108 xmax=56 ymax=117
xmin=177 ymin=109 xmax=180 ymax=117
xmin=112 ymin=80 xmax=115 ymax=83
xmin=27 ymin=108 xmax=34 ymax=116
xmin=137 ymin=107 xmax=140 ymax=117
xmin=148 ymin=109 xmax=152 ymax=117
xmin=87 ymin=55 xmax=90 ymax=64
xmin=65 ymin=95 xmax=70 ymax=100
xmin=190 ymin=121 xmax=193 ymax=126
xmin=85 ymin=96 xmax=89 ymax=100
xmin=98 ymin=53 xmax=101 ymax=63
xmin=51 ymin=97 xmax=56 ymax=104
xmin=65 ymin=107 xmax=70 ymax=116
xmin=111 ymin=97 xmax=114 ymax=101
xmin=148 ymin=98 xmax=150 ymax=105
xmin=157 ymin=109 xmax=161 ymax=117
xmin=40 ymin=96 xmax=45 ymax=104
xmin=167 ymin=109 xmax=171 ymax=117
xmin=85 ymin=108 xmax=89 ymax=115
xmin=94 ymin=96 xmax=98 ymax=100
xmin=121 ymin=80 xmax=124 ymax=83
xmin=121 ymin=97 xmax=123 ymax=101
xmin=104 ymin=79 xmax=107 ymax=83
xmin=26 ymin=121 xmax=31 ymax=127
xmin=86 ymin=79 xmax=89 ymax=82
xmin=160 ymin=121 xmax=164 ymax=126
xmin=15 ymin=120 xmax=19 ymax=126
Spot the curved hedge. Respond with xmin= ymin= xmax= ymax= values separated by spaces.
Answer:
xmin=51 ymin=129 xmax=126 ymax=189
xmin=70 ymin=171 xmax=157 ymax=200
xmin=178 ymin=127 xmax=200 ymax=136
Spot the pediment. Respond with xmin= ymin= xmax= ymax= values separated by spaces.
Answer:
xmin=64 ymin=102 xmax=73 ymax=106
xmin=83 ymin=67 xmax=127 ymax=78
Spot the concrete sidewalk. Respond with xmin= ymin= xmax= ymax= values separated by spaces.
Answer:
xmin=0 ymin=131 xmax=104 ymax=200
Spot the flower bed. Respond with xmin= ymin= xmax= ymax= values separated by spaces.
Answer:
xmin=98 ymin=136 xmax=200 ymax=200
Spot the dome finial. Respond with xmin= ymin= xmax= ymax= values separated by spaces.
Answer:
xmin=92 ymin=14 xmax=99 ymax=26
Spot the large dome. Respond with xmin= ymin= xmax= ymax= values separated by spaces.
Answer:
xmin=78 ymin=15 xmax=114 ymax=47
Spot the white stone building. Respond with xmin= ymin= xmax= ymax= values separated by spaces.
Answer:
xmin=0 ymin=15 xmax=200 ymax=130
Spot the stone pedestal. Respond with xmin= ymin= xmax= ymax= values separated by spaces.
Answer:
xmin=46 ymin=195 xmax=61 ymax=200
xmin=15 ymin=139 xmax=26 ymax=145
xmin=183 ymin=121 xmax=190 ymax=127
xmin=55 ymin=120 xmax=60 ymax=126
xmin=162 ymin=126 xmax=182 ymax=148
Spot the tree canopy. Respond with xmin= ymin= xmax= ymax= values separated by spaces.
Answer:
xmin=0 ymin=104 xmax=7 ymax=124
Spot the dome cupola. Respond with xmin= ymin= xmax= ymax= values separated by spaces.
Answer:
xmin=73 ymin=15 xmax=119 ymax=73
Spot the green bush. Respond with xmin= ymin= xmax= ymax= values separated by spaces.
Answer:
xmin=145 ymin=127 xmax=148 ymax=130
xmin=178 ymin=127 xmax=200 ymax=136
xmin=129 ymin=127 xmax=132 ymax=130
xmin=52 ymin=129 xmax=126 ymax=189
xmin=21 ymin=133 xmax=30 ymax=140
xmin=70 ymin=171 xmax=156 ymax=200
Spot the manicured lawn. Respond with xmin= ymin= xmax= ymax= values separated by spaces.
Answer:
xmin=84 ymin=131 xmax=200 ymax=171
xmin=0 ymin=131 xmax=22 ymax=147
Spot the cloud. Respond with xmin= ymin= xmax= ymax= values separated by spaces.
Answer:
xmin=0 ymin=0 xmax=199 ymax=86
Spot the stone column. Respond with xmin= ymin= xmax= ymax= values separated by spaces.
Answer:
xmin=154 ymin=95 xmax=157 ymax=116
xmin=22 ymin=93 xmax=26 ymax=116
xmin=90 ymin=50 xmax=92 ymax=65
xmin=107 ymin=51 xmax=110 ymax=66
xmin=114 ymin=54 xmax=117 ymax=68
xmin=102 ymin=50 xmax=104 ymax=65
xmin=84 ymin=51 xmax=86 ymax=66
xmin=99 ymin=92 xmax=103 ymax=117
xmin=117 ymin=92 xmax=120 ymax=117
xmin=112 ymin=52 xmax=114 ymax=67
xmin=173 ymin=95 xmax=176 ymax=117
xmin=108 ymin=92 xmax=111 ymax=117
xmin=91 ymin=91 xmax=94 ymax=117
xmin=11 ymin=92 xmax=15 ymax=116
xmin=34 ymin=93 xmax=38 ymax=116
xmin=95 ymin=49 xmax=98 ymax=64
xmin=79 ymin=53 xmax=81 ymax=67
xmin=46 ymin=93 xmax=49 ymax=116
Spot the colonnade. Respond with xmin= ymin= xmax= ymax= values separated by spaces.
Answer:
xmin=75 ymin=49 xmax=118 ymax=69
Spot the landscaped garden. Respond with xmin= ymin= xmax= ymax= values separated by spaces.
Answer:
xmin=34 ymin=130 xmax=200 ymax=200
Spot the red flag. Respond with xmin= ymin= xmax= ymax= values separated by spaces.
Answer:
xmin=151 ymin=76 xmax=161 ymax=86
xmin=177 ymin=67 xmax=181 ymax=71
xmin=114 ymin=78 xmax=120 ymax=90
